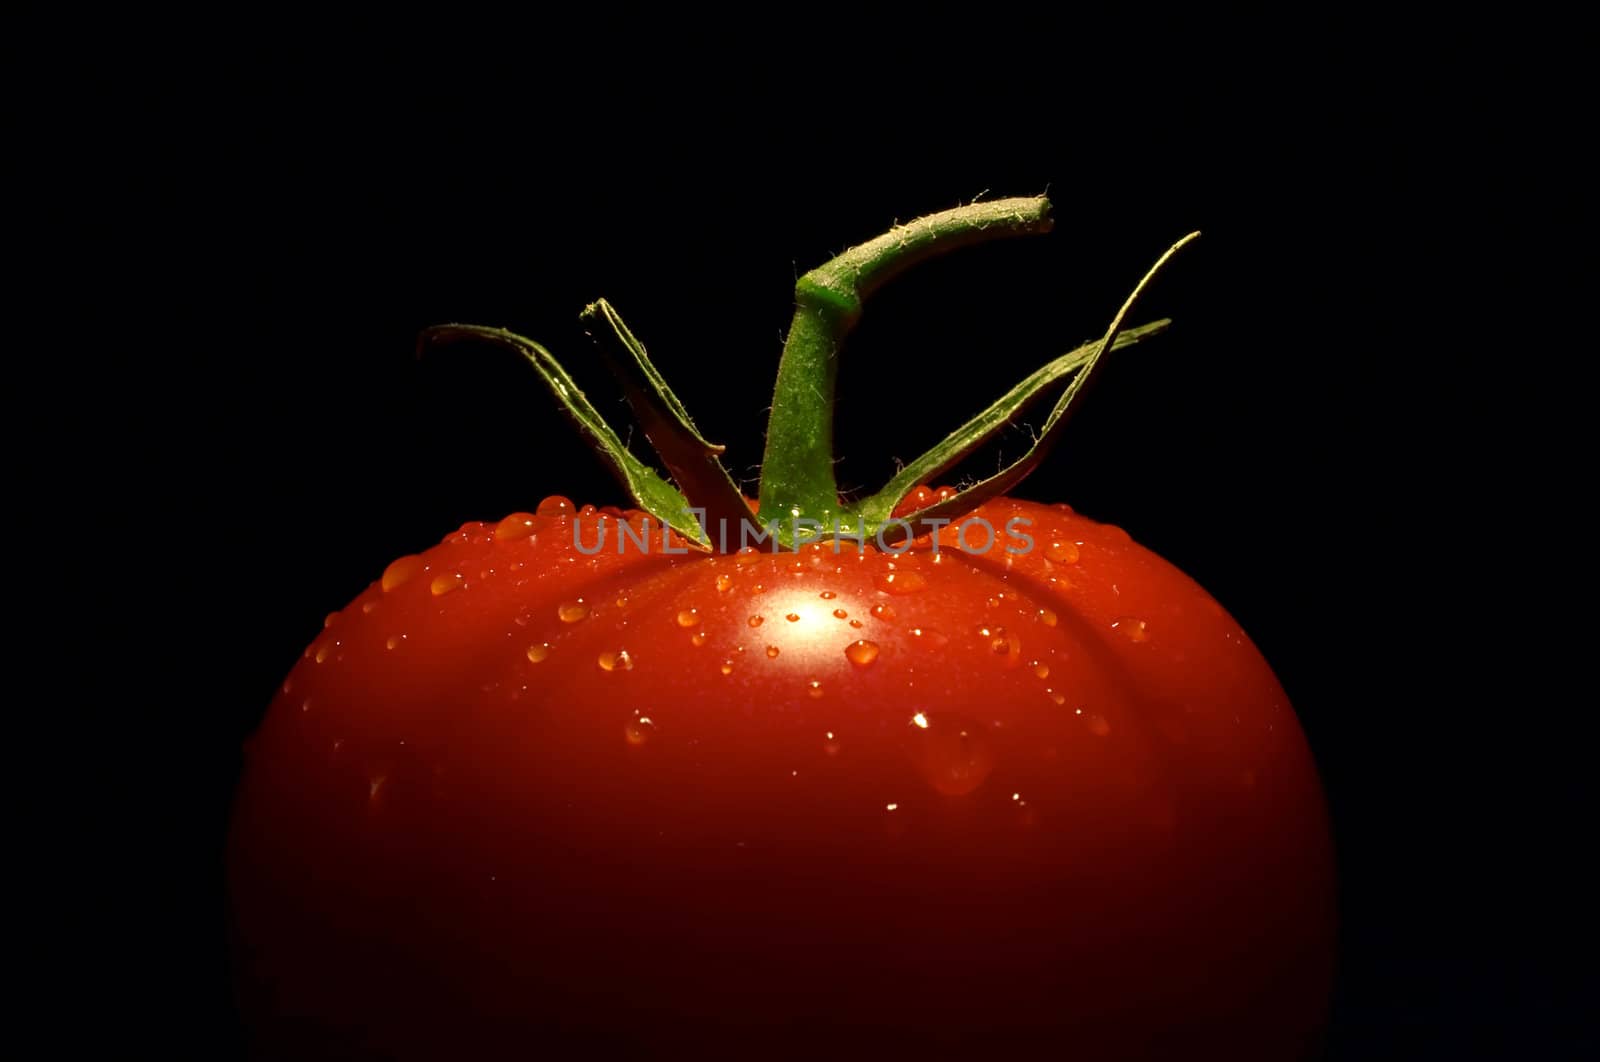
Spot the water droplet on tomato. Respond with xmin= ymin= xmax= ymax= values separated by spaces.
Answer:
xmin=989 ymin=627 xmax=1021 ymax=665
xmin=558 ymin=601 xmax=590 ymax=623
xmin=748 ymin=615 xmax=764 ymax=627
xmin=536 ymin=495 xmax=573 ymax=518
xmin=893 ymin=485 xmax=934 ymax=517
xmin=735 ymin=547 xmax=762 ymax=567
xmin=527 ymin=643 xmax=551 ymax=663
xmin=624 ymin=715 xmax=655 ymax=745
xmin=716 ymin=573 xmax=734 ymax=592
xmin=766 ymin=645 xmax=780 ymax=659
xmin=1031 ymin=660 xmax=1050 ymax=679
xmin=823 ymin=731 xmax=840 ymax=756
xmin=720 ymin=659 xmax=735 ymax=675
xmin=845 ymin=640 xmax=880 ymax=667
xmin=832 ymin=608 xmax=848 ymax=619
xmin=495 ymin=513 xmax=538 ymax=541
xmin=908 ymin=626 xmax=949 ymax=648
xmin=1045 ymin=540 xmax=1079 ymax=563
xmin=314 ymin=643 xmax=332 ymax=664
xmin=906 ymin=712 xmax=995 ymax=796
xmin=381 ymin=554 xmax=424 ymax=592
xmin=1112 ymin=617 xmax=1149 ymax=642
xmin=849 ymin=619 xmax=863 ymax=628
xmin=870 ymin=603 xmax=896 ymax=622
xmin=386 ymin=634 xmax=403 ymax=650
xmin=361 ymin=600 xmax=378 ymax=615
xmin=598 ymin=649 xmax=634 ymax=671
xmin=690 ymin=631 xmax=707 ymax=647
xmin=431 ymin=572 xmax=465 ymax=596
xmin=1045 ymin=688 xmax=1066 ymax=705
xmin=876 ymin=570 xmax=928 ymax=595
xmin=1037 ymin=607 xmax=1058 ymax=627
xmin=806 ymin=679 xmax=824 ymax=698
xmin=819 ymin=590 xmax=836 ymax=600
xmin=1086 ymin=713 xmax=1111 ymax=736
xmin=785 ymin=612 xmax=800 ymax=623
xmin=676 ymin=608 xmax=699 ymax=628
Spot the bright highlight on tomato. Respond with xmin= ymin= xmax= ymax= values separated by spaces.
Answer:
xmin=228 ymin=198 xmax=1334 ymax=1060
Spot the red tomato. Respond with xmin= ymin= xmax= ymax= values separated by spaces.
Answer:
xmin=231 ymin=197 xmax=1333 ymax=1058
xmin=229 ymin=493 xmax=1333 ymax=1059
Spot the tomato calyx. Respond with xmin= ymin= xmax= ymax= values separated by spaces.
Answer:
xmin=419 ymin=197 xmax=1198 ymax=553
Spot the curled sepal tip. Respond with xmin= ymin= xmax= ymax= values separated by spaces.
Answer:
xmin=874 ymin=231 xmax=1202 ymax=543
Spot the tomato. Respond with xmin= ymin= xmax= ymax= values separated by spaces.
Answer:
xmin=229 ymin=198 xmax=1334 ymax=1058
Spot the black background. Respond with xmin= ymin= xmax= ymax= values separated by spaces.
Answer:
xmin=34 ymin=15 xmax=1587 ymax=1059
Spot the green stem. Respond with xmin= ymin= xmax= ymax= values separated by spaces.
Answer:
xmin=756 ymin=198 xmax=1055 ymax=535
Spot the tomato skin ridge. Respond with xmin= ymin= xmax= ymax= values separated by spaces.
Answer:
xmin=231 ymin=493 xmax=1334 ymax=1059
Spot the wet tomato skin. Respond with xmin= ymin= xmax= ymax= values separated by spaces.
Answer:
xmin=229 ymin=497 xmax=1334 ymax=1059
